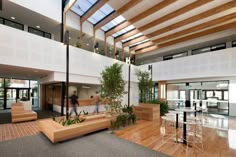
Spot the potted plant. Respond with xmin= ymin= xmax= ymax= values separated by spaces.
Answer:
xmin=134 ymin=70 xmax=165 ymax=121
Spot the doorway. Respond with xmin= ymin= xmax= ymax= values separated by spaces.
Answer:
xmin=5 ymin=88 xmax=30 ymax=109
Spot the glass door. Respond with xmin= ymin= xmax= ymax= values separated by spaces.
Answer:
xmin=6 ymin=88 xmax=17 ymax=108
xmin=18 ymin=89 xmax=29 ymax=101
xmin=0 ymin=88 xmax=4 ymax=109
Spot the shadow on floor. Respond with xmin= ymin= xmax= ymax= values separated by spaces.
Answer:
xmin=0 ymin=110 xmax=61 ymax=124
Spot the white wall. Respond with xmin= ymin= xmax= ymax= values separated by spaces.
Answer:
xmin=229 ymin=79 xmax=236 ymax=116
xmin=9 ymin=0 xmax=62 ymax=22
xmin=145 ymin=47 xmax=236 ymax=81
xmin=0 ymin=24 xmax=139 ymax=105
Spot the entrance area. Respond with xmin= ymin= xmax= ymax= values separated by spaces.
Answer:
xmin=0 ymin=78 xmax=39 ymax=110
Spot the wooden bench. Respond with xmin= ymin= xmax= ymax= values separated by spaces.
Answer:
xmin=38 ymin=114 xmax=111 ymax=143
xmin=11 ymin=103 xmax=37 ymax=123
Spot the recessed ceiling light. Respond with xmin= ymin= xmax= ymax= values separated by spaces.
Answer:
xmin=10 ymin=17 xmax=15 ymax=20
xmin=36 ymin=25 xmax=40 ymax=28
xmin=69 ymin=37 xmax=71 ymax=39
xmin=86 ymin=43 xmax=89 ymax=46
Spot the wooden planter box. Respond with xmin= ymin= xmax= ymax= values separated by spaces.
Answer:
xmin=133 ymin=103 xmax=160 ymax=121
xmin=38 ymin=114 xmax=112 ymax=143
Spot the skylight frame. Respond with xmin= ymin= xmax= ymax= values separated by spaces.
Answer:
xmin=71 ymin=0 xmax=98 ymax=16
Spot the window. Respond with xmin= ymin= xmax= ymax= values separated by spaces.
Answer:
xmin=0 ymin=17 xmax=3 ymax=24
xmin=71 ymin=0 xmax=98 ymax=16
xmin=28 ymin=27 xmax=51 ymax=39
xmin=224 ymin=91 xmax=228 ymax=100
xmin=101 ymin=15 xmax=126 ymax=31
xmin=88 ymin=4 xmax=114 ymax=24
xmin=192 ymin=43 xmax=226 ymax=55
xmin=206 ymin=91 xmax=213 ymax=97
xmin=232 ymin=41 xmax=236 ymax=47
xmin=180 ymin=91 xmax=186 ymax=100
xmin=215 ymin=91 xmax=222 ymax=100
xmin=0 ymin=17 xmax=24 ymax=30
xmin=163 ymin=52 xmax=188 ymax=61
xmin=112 ymin=25 xmax=135 ymax=38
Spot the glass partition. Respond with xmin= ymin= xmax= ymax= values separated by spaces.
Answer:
xmin=167 ymin=80 xmax=229 ymax=115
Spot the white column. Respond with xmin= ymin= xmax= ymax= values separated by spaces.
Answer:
xmin=229 ymin=78 xmax=236 ymax=116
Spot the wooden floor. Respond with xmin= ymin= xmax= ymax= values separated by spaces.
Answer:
xmin=115 ymin=117 xmax=236 ymax=157
xmin=1 ymin=116 xmax=236 ymax=157
xmin=0 ymin=121 xmax=39 ymax=142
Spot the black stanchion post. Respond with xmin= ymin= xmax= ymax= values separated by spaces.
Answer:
xmin=65 ymin=30 xmax=69 ymax=120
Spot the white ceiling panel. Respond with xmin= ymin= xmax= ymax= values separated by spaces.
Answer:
xmin=108 ymin=0 xmax=131 ymax=11
xmin=150 ymin=8 xmax=236 ymax=41
xmin=143 ymin=0 xmax=232 ymax=35
xmin=133 ymin=0 xmax=196 ymax=28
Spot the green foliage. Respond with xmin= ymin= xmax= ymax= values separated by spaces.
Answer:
xmin=51 ymin=111 xmax=86 ymax=126
xmin=110 ymin=105 xmax=136 ymax=131
xmin=135 ymin=70 xmax=153 ymax=103
xmin=101 ymin=63 xmax=126 ymax=115
xmin=147 ymin=99 xmax=169 ymax=116
xmin=122 ymin=104 xmax=133 ymax=114
xmin=75 ymin=42 xmax=81 ymax=48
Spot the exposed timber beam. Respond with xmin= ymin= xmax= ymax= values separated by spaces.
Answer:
xmin=81 ymin=0 xmax=109 ymax=23
xmin=115 ymin=0 xmax=213 ymax=42
xmin=136 ymin=21 xmax=236 ymax=54
xmin=123 ymin=0 xmax=236 ymax=48
xmin=105 ymin=0 xmax=177 ymax=37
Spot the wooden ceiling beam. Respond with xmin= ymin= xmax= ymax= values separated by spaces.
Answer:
xmin=115 ymin=29 xmax=140 ymax=42
xmin=81 ymin=0 xmax=109 ymax=23
xmin=94 ymin=0 xmax=142 ymax=30
xmin=136 ymin=21 xmax=236 ymax=54
xmin=105 ymin=0 xmax=177 ymax=37
xmin=115 ymin=0 xmax=213 ymax=42
xmin=148 ymin=0 xmax=236 ymax=38
xmin=136 ymin=12 xmax=236 ymax=50
xmin=64 ymin=0 xmax=77 ymax=14
xmin=123 ymin=0 xmax=236 ymax=48
xmin=130 ymin=41 xmax=154 ymax=51
xmin=123 ymin=36 xmax=148 ymax=47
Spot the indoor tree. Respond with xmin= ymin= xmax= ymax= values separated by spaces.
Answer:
xmin=135 ymin=70 xmax=153 ymax=103
xmin=100 ymin=63 xmax=126 ymax=115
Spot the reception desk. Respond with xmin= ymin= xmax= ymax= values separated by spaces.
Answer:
xmin=51 ymin=98 xmax=105 ymax=115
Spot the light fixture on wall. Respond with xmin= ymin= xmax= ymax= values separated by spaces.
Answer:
xmin=10 ymin=16 xmax=15 ymax=20
xmin=36 ymin=25 xmax=40 ymax=29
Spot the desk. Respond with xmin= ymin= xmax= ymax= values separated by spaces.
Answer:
xmin=175 ymin=107 xmax=196 ymax=145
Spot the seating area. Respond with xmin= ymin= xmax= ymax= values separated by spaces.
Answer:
xmin=1 ymin=0 xmax=236 ymax=157
xmin=11 ymin=103 xmax=37 ymax=123
xmin=38 ymin=114 xmax=112 ymax=143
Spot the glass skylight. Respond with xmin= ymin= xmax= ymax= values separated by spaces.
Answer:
xmin=129 ymin=39 xmax=150 ymax=47
xmin=112 ymin=25 xmax=135 ymax=38
xmin=101 ymin=15 xmax=126 ymax=31
xmin=88 ymin=4 xmax=114 ymax=24
xmin=121 ymin=33 xmax=143 ymax=43
xmin=71 ymin=0 xmax=98 ymax=16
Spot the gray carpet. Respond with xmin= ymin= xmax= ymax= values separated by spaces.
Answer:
xmin=0 ymin=131 xmax=170 ymax=157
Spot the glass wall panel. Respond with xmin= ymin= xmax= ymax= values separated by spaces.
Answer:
xmin=6 ymin=79 xmax=29 ymax=88
xmin=30 ymin=80 xmax=39 ymax=108
xmin=167 ymin=80 xmax=229 ymax=115
xmin=0 ymin=88 xmax=4 ymax=109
